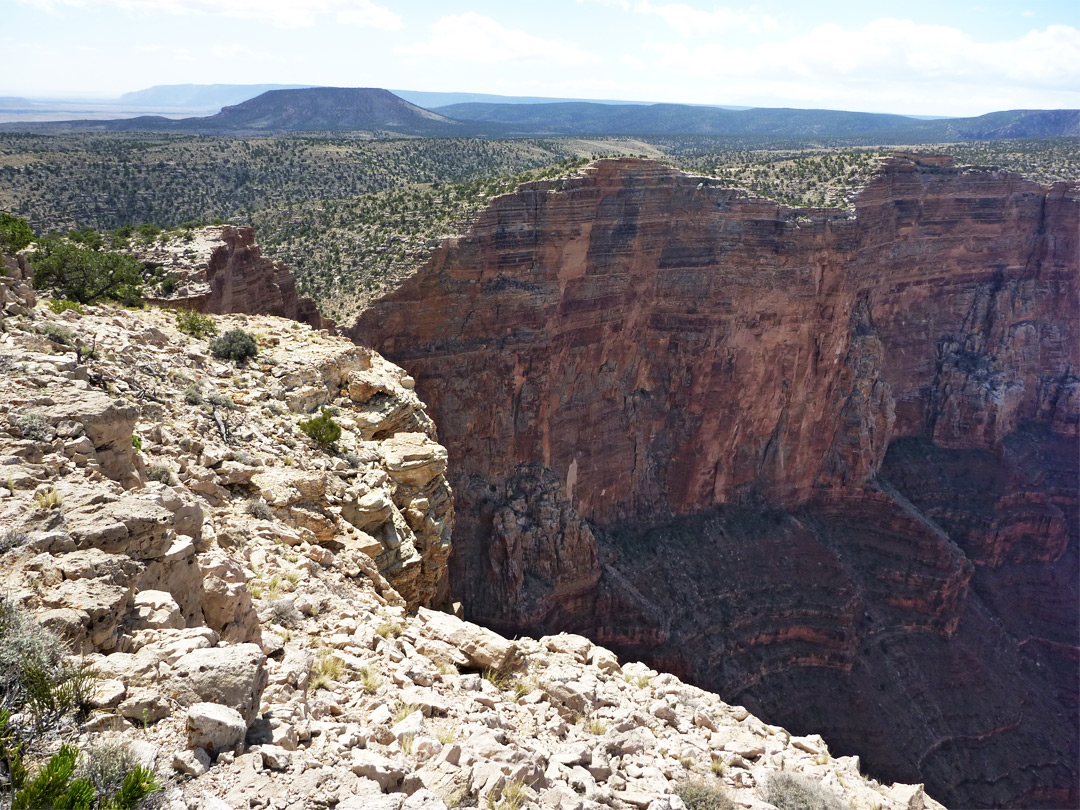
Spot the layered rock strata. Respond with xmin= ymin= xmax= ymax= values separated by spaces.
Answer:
xmin=140 ymin=225 xmax=334 ymax=331
xmin=0 ymin=295 xmax=942 ymax=810
xmin=350 ymin=155 xmax=1079 ymax=808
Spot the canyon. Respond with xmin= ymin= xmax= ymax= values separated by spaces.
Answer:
xmin=348 ymin=154 xmax=1080 ymax=809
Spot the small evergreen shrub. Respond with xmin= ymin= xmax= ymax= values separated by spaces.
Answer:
xmin=674 ymin=779 xmax=733 ymax=810
xmin=0 ymin=598 xmax=94 ymax=731
xmin=299 ymin=408 xmax=341 ymax=448
xmin=209 ymin=328 xmax=257 ymax=364
xmin=765 ymin=773 xmax=848 ymax=810
xmin=31 ymin=238 xmax=145 ymax=305
xmin=6 ymin=739 xmax=159 ymax=810
xmin=174 ymin=308 xmax=216 ymax=339
xmin=0 ymin=213 xmax=34 ymax=254
xmin=145 ymin=465 xmax=174 ymax=485
xmin=40 ymin=323 xmax=74 ymax=346
xmin=265 ymin=599 xmax=301 ymax=628
xmin=183 ymin=384 xmax=203 ymax=405
xmin=47 ymin=299 xmax=83 ymax=315
xmin=205 ymin=391 xmax=234 ymax=410
xmin=15 ymin=413 xmax=52 ymax=442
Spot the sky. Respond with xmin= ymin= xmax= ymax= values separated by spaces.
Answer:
xmin=4 ymin=0 xmax=1080 ymax=117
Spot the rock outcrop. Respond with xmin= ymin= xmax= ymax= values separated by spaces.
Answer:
xmin=140 ymin=225 xmax=334 ymax=332
xmin=0 ymin=295 xmax=943 ymax=810
xmin=350 ymin=155 xmax=1079 ymax=808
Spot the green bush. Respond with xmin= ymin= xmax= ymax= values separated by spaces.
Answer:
xmin=299 ymin=408 xmax=341 ymax=448
xmin=209 ymin=328 xmax=257 ymax=364
xmin=765 ymin=773 xmax=848 ymax=810
xmin=30 ymin=238 xmax=144 ymax=305
xmin=675 ymin=780 xmax=733 ymax=810
xmin=0 ymin=598 xmax=94 ymax=731
xmin=0 ymin=213 xmax=34 ymax=254
xmin=15 ymin=413 xmax=52 ymax=443
xmin=173 ymin=308 xmax=216 ymax=339
xmin=144 ymin=465 xmax=174 ymax=485
xmin=40 ymin=322 xmax=74 ymax=345
xmin=5 ymin=737 xmax=159 ymax=810
xmin=47 ymin=299 xmax=83 ymax=315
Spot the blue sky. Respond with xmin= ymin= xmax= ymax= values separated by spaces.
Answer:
xmin=5 ymin=0 xmax=1079 ymax=116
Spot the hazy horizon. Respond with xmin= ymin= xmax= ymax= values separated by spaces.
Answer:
xmin=6 ymin=0 xmax=1080 ymax=117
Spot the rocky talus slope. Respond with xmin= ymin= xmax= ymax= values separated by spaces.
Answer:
xmin=0 ymin=268 xmax=943 ymax=810
xmin=350 ymin=155 xmax=1079 ymax=808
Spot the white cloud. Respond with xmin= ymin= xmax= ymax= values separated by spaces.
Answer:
xmin=15 ymin=0 xmax=402 ymax=29
xmin=649 ymin=19 xmax=1080 ymax=92
xmin=398 ymin=13 xmax=600 ymax=67
xmin=635 ymin=2 xmax=777 ymax=36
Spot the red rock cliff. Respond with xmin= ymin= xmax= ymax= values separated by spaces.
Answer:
xmin=350 ymin=156 xmax=1079 ymax=809
xmin=143 ymin=225 xmax=335 ymax=332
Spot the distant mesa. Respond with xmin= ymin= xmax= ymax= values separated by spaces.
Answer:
xmin=0 ymin=87 xmax=493 ymax=137
xmin=1 ymin=86 xmax=1076 ymax=141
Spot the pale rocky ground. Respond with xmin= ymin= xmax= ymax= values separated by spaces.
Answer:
xmin=0 ymin=251 xmax=944 ymax=810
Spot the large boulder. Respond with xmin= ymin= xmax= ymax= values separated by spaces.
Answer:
xmin=170 ymin=643 xmax=267 ymax=724
xmin=416 ymin=607 xmax=519 ymax=671
xmin=186 ymin=702 xmax=247 ymax=754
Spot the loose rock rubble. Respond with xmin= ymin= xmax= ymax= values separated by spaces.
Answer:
xmin=0 ymin=277 xmax=944 ymax=810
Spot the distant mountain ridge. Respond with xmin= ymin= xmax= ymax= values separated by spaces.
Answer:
xmin=432 ymin=101 xmax=919 ymax=137
xmin=1 ymin=86 xmax=1076 ymax=141
xmin=16 ymin=87 xmax=489 ymax=136
xmin=436 ymin=101 xmax=1080 ymax=140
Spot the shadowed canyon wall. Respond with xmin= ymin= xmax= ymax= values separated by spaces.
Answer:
xmin=350 ymin=156 xmax=1079 ymax=808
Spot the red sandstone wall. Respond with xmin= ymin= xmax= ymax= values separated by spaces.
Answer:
xmin=349 ymin=156 xmax=1079 ymax=808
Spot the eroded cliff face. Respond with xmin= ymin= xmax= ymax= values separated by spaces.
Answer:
xmin=350 ymin=155 xmax=1079 ymax=809
xmin=140 ymin=225 xmax=335 ymax=332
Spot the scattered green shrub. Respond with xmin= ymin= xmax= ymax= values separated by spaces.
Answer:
xmin=182 ymin=384 xmax=203 ymax=405
xmin=6 ymin=739 xmax=159 ymax=810
xmin=0 ymin=529 xmax=29 ymax=553
xmin=144 ymin=465 xmax=174 ymax=486
xmin=675 ymin=779 xmax=733 ymax=810
xmin=209 ymin=329 xmax=257 ymax=364
xmin=47 ymin=299 xmax=82 ymax=315
xmin=31 ymin=238 xmax=145 ymax=305
xmin=299 ymin=408 xmax=341 ymax=448
xmin=205 ymin=391 xmax=234 ymax=410
xmin=15 ymin=413 xmax=52 ymax=442
xmin=765 ymin=773 xmax=848 ymax=810
xmin=246 ymin=499 xmax=273 ymax=521
xmin=0 ymin=213 xmax=34 ymax=254
xmin=74 ymin=741 xmax=154 ymax=806
xmin=173 ymin=308 xmax=216 ymax=339
xmin=155 ymin=276 xmax=178 ymax=296
xmin=39 ymin=322 xmax=74 ymax=346
xmin=131 ymin=435 xmax=142 ymax=452
xmin=265 ymin=599 xmax=301 ymax=628
xmin=0 ymin=598 xmax=94 ymax=731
